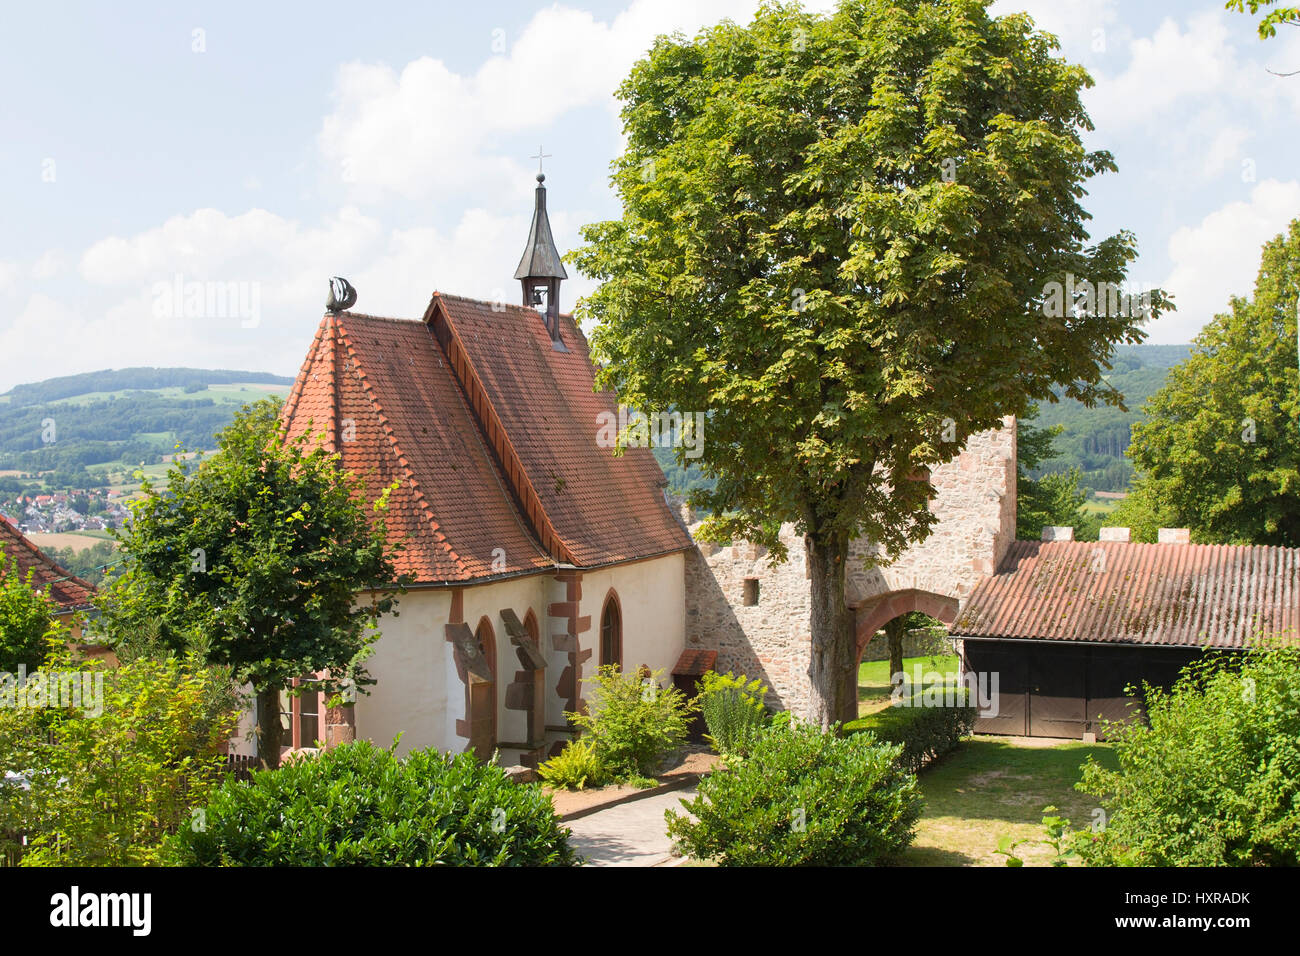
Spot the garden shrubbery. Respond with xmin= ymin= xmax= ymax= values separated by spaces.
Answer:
xmin=845 ymin=691 xmax=975 ymax=773
xmin=1076 ymin=644 xmax=1300 ymax=866
xmin=537 ymin=737 xmax=605 ymax=790
xmin=697 ymin=671 xmax=769 ymax=759
xmin=666 ymin=719 xmax=922 ymax=866
xmin=0 ymin=648 xmax=237 ymax=866
xmin=559 ymin=665 xmax=695 ymax=783
xmin=172 ymin=739 xmax=578 ymax=866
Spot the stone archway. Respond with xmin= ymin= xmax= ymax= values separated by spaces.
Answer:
xmin=853 ymin=589 xmax=960 ymax=663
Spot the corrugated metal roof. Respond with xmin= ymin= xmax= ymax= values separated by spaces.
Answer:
xmin=952 ymin=539 xmax=1300 ymax=648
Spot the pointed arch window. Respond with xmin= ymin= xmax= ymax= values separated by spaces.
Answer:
xmin=600 ymin=593 xmax=622 ymax=671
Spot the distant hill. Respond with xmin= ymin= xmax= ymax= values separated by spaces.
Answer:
xmin=1027 ymin=343 xmax=1193 ymax=493
xmin=1 ymin=367 xmax=292 ymax=406
xmin=0 ymin=368 xmax=293 ymax=492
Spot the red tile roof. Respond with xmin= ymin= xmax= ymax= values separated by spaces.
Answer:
xmin=281 ymin=296 xmax=692 ymax=585
xmin=952 ymin=539 xmax=1300 ymax=649
xmin=429 ymin=293 xmax=692 ymax=568
xmin=0 ymin=520 xmax=97 ymax=612
xmin=672 ymin=648 xmax=718 ymax=677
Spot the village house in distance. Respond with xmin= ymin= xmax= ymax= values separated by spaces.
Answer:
xmin=260 ymin=169 xmax=1297 ymax=766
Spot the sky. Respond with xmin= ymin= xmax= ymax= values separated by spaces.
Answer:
xmin=1 ymin=0 xmax=1298 ymax=392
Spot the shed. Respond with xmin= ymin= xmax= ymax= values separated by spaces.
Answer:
xmin=950 ymin=535 xmax=1300 ymax=738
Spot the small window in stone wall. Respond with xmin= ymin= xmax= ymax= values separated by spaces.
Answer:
xmin=743 ymin=577 xmax=759 ymax=606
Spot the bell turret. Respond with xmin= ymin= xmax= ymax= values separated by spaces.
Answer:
xmin=514 ymin=166 xmax=567 ymax=347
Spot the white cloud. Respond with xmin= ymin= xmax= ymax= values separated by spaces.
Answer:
xmin=0 ymin=261 xmax=19 ymax=292
xmin=1087 ymin=12 xmax=1250 ymax=127
xmin=0 ymin=197 xmax=586 ymax=392
xmin=31 ymin=250 xmax=66 ymax=281
xmin=317 ymin=0 xmax=761 ymax=200
xmin=1160 ymin=178 xmax=1300 ymax=341
xmin=990 ymin=0 xmax=1119 ymax=56
xmin=1202 ymin=124 xmax=1251 ymax=178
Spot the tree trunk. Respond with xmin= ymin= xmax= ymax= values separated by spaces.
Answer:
xmin=806 ymin=531 xmax=859 ymax=729
xmin=884 ymin=616 xmax=907 ymax=694
xmin=256 ymin=685 xmax=283 ymax=770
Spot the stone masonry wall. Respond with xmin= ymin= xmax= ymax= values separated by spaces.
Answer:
xmin=683 ymin=418 xmax=1016 ymax=718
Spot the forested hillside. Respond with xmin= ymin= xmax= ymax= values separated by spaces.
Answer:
xmin=0 ymin=368 xmax=293 ymax=493
xmin=1024 ymin=343 xmax=1191 ymax=493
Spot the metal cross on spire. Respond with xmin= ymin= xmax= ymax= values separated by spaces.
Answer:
xmin=530 ymin=145 xmax=552 ymax=177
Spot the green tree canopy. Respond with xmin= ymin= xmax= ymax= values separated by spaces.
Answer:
xmin=1016 ymin=408 xmax=1097 ymax=541
xmin=1125 ymin=220 xmax=1300 ymax=546
xmin=1227 ymin=0 xmax=1300 ymax=40
xmin=0 ymin=550 xmax=64 ymax=674
xmin=572 ymin=0 xmax=1165 ymax=724
xmin=107 ymin=399 xmax=407 ymax=766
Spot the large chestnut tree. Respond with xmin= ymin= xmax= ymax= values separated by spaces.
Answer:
xmin=573 ymin=0 xmax=1167 ymax=726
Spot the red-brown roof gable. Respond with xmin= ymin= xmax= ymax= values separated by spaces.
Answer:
xmin=0 ymin=520 xmax=97 ymax=612
xmin=428 ymin=293 xmax=692 ymax=569
xmin=282 ymin=313 xmax=555 ymax=584
xmin=952 ymin=539 xmax=1300 ymax=648
xmin=281 ymin=297 xmax=692 ymax=585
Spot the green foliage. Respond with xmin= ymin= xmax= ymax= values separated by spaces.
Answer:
xmin=1101 ymin=474 xmax=1177 ymax=543
xmin=1226 ymin=0 xmax=1300 ymax=39
xmin=572 ymin=0 xmax=1165 ymax=724
xmin=0 ymin=550 xmax=64 ymax=673
xmin=0 ymin=650 xmax=238 ymax=866
xmin=566 ymin=665 xmax=696 ymax=779
xmin=1076 ymin=644 xmax=1300 ymax=866
xmin=665 ymin=719 xmax=922 ymax=866
xmin=42 ymin=540 xmax=118 ymax=586
xmin=697 ymin=670 xmax=770 ymax=758
xmin=106 ymin=399 xmax=407 ymax=763
xmin=1017 ymin=408 xmax=1097 ymax=539
xmin=171 ymin=740 xmax=578 ymax=866
xmin=846 ymin=692 xmax=975 ymax=773
xmin=537 ymin=737 xmax=607 ymax=791
xmin=995 ymin=806 xmax=1082 ymax=867
xmin=1025 ymin=344 xmax=1190 ymax=494
xmin=1125 ymin=219 xmax=1300 ymax=546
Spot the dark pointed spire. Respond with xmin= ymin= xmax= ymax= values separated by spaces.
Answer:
xmin=514 ymin=172 xmax=568 ymax=282
xmin=515 ymin=155 xmax=567 ymax=349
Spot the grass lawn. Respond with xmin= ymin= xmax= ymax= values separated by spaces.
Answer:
xmin=896 ymin=736 xmax=1117 ymax=867
xmin=1081 ymin=496 xmax=1121 ymax=517
xmin=858 ymin=654 xmax=960 ymax=714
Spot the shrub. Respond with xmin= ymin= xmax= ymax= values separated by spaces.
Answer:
xmin=2 ymin=650 xmax=238 ymax=866
xmin=845 ymin=691 xmax=975 ymax=773
xmin=538 ymin=738 xmax=606 ymax=791
xmin=0 ymin=550 xmax=64 ymax=673
xmin=566 ymin=665 xmax=696 ymax=780
xmin=1076 ymin=644 xmax=1300 ymax=866
xmin=666 ymin=719 xmax=922 ymax=866
xmin=698 ymin=670 xmax=769 ymax=758
xmin=171 ymin=739 xmax=578 ymax=866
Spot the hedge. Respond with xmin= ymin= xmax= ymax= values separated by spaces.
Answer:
xmin=170 ymin=740 xmax=578 ymax=866
xmin=845 ymin=692 xmax=975 ymax=773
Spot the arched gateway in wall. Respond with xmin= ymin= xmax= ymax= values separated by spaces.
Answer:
xmin=683 ymin=419 xmax=1018 ymax=720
